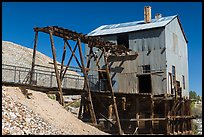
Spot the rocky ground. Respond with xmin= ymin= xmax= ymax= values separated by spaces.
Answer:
xmin=192 ymin=101 xmax=202 ymax=135
xmin=2 ymin=86 xmax=109 ymax=135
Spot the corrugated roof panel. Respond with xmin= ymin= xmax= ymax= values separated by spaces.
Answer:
xmin=88 ymin=15 xmax=177 ymax=36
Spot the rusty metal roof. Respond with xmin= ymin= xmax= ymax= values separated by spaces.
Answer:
xmin=88 ymin=15 xmax=177 ymax=36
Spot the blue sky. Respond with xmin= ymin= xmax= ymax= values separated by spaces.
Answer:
xmin=2 ymin=2 xmax=202 ymax=96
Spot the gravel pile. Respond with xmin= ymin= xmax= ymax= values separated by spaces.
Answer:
xmin=2 ymin=86 xmax=109 ymax=135
xmin=2 ymin=89 xmax=64 ymax=135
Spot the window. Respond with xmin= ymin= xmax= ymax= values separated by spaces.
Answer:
xmin=117 ymin=33 xmax=129 ymax=48
xmin=138 ymin=75 xmax=152 ymax=93
xmin=182 ymin=75 xmax=185 ymax=89
xmin=172 ymin=65 xmax=175 ymax=79
xmin=142 ymin=65 xmax=151 ymax=73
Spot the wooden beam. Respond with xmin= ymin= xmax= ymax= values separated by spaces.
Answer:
xmin=150 ymin=97 xmax=154 ymax=134
xmin=65 ymin=40 xmax=82 ymax=68
xmin=48 ymin=29 xmax=64 ymax=106
xmin=103 ymin=48 xmax=123 ymax=135
xmin=30 ymin=31 xmax=38 ymax=84
xmin=77 ymin=38 xmax=97 ymax=125
xmin=136 ymin=98 xmax=140 ymax=130
xmin=61 ymin=42 xmax=78 ymax=80
xmin=60 ymin=40 xmax=67 ymax=80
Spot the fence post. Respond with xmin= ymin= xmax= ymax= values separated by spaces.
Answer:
xmin=50 ymin=72 xmax=53 ymax=88
xmin=18 ymin=70 xmax=21 ymax=83
xmin=14 ymin=66 xmax=16 ymax=83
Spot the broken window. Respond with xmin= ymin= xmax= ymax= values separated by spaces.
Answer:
xmin=142 ymin=65 xmax=151 ymax=73
xmin=172 ymin=65 xmax=175 ymax=81
xmin=117 ymin=33 xmax=129 ymax=48
xmin=138 ymin=74 xmax=152 ymax=93
xmin=182 ymin=75 xmax=185 ymax=89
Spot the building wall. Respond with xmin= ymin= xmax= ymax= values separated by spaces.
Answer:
xmin=86 ymin=18 xmax=188 ymax=97
xmin=86 ymin=28 xmax=167 ymax=95
xmin=128 ymin=28 xmax=167 ymax=95
xmin=165 ymin=18 xmax=189 ymax=98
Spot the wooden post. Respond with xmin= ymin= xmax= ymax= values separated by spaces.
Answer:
xmin=86 ymin=47 xmax=93 ymax=72
xmin=30 ymin=31 xmax=38 ymax=84
xmin=48 ymin=29 xmax=64 ymax=106
xmin=150 ymin=96 xmax=154 ymax=134
xmin=165 ymin=96 xmax=169 ymax=135
xmin=78 ymin=93 xmax=85 ymax=119
xmin=188 ymin=100 xmax=192 ymax=132
xmin=60 ymin=40 xmax=67 ymax=80
xmin=181 ymin=98 xmax=184 ymax=133
xmin=136 ymin=97 xmax=140 ymax=133
xmin=103 ymin=49 xmax=123 ymax=135
xmin=77 ymin=38 xmax=97 ymax=125
xmin=108 ymin=103 xmax=113 ymax=130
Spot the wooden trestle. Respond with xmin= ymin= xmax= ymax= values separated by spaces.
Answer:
xmin=30 ymin=26 xmax=138 ymax=135
xmin=30 ymin=26 xmax=193 ymax=135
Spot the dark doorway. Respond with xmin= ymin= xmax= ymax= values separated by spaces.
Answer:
xmin=117 ymin=33 xmax=129 ymax=48
xmin=138 ymin=75 xmax=152 ymax=93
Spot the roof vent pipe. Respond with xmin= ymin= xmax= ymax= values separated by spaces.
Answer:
xmin=144 ymin=6 xmax=151 ymax=23
xmin=155 ymin=13 xmax=162 ymax=20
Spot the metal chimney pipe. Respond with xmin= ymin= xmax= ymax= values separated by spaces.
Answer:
xmin=155 ymin=13 xmax=162 ymax=20
xmin=144 ymin=6 xmax=151 ymax=23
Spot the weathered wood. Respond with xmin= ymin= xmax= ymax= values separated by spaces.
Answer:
xmin=34 ymin=26 xmax=135 ymax=56
xmin=86 ymin=47 xmax=93 ymax=72
xmin=150 ymin=97 xmax=154 ymax=134
xmin=48 ymin=29 xmax=64 ymax=106
xmin=96 ymin=118 xmax=166 ymax=122
xmin=77 ymin=38 xmax=97 ymax=125
xmin=60 ymin=40 xmax=67 ymax=80
xmin=136 ymin=98 xmax=140 ymax=130
xmin=61 ymin=42 xmax=78 ymax=80
xmin=78 ymin=93 xmax=85 ymax=119
xmin=65 ymin=40 xmax=82 ymax=69
xmin=165 ymin=96 xmax=169 ymax=135
xmin=103 ymin=48 xmax=123 ymax=135
xmin=30 ymin=31 xmax=38 ymax=84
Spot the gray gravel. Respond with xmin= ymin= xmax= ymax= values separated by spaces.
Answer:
xmin=2 ymin=88 xmax=64 ymax=135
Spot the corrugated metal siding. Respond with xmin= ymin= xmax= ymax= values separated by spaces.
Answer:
xmin=86 ymin=27 xmax=167 ymax=94
xmin=86 ymin=17 xmax=188 ymax=96
xmin=165 ymin=17 xmax=189 ymax=98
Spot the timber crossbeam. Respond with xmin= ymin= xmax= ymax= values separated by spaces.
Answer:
xmin=34 ymin=26 xmax=138 ymax=56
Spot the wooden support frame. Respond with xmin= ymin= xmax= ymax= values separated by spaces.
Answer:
xmin=30 ymin=26 xmax=193 ymax=135
xmin=103 ymin=48 xmax=123 ymax=135
xmin=61 ymin=41 xmax=78 ymax=80
xmin=48 ymin=29 xmax=64 ymax=106
xmin=77 ymin=38 xmax=97 ymax=124
xmin=59 ymin=40 xmax=67 ymax=80
xmin=30 ymin=31 xmax=38 ymax=84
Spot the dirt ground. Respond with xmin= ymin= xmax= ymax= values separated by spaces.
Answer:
xmin=2 ymin=86 xmax=109 ymax=135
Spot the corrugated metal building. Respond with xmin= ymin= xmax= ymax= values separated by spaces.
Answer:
xmin=86 ymin=10 xmax=189 ymax=98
